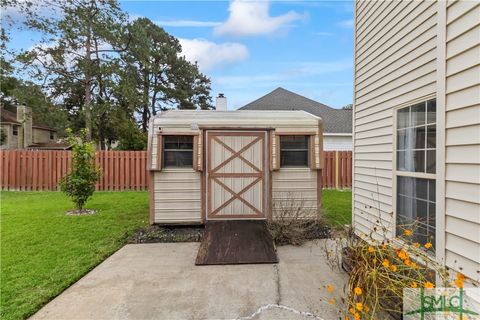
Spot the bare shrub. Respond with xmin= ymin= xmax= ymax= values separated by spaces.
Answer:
xmin=268 ymin=193 xmax=329 ymax=246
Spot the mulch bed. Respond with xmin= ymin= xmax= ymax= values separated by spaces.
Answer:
xmin=130 ymin=220 xmax=331 ymax=245
xmin=66 ymin=209 xmax=98 ymax=215
xmin=129 ymin=225 xmax=204 ymax=243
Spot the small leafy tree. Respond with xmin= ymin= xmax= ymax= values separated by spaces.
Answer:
xmin=60 ymin=128 xmax=101 ymax=210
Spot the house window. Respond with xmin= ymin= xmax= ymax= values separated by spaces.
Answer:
xmin=163 ymin=135 xmax=193 ymax=167
xmin=396 ymin=99 xmax=436 ymax=247
xmin=280 ymin=135 xmax=309 ymax=167
xmin=50 ymin=131 xmax=54 ymax=140
xmin=12 ymin=125 xmax=18 ymax=136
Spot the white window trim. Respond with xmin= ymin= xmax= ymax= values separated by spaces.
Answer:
xmin=435 ymin=0 xmax=447 ymax=271
xmin=392 ymin=94 xmax=437 ymax=256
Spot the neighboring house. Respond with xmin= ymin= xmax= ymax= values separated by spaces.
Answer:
xmin=239 ymin=87 xmax=352 ymax=151
xmin=353 ymin=1 xmax=479 ymax=284
xmin=0 ymin=105 xmax=69 ymax=150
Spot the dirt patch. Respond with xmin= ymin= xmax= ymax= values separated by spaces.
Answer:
xmin=129 ymin=225 xmax=203 ymax=243
xmin=66 ymin=209 xmax=98 ymax=215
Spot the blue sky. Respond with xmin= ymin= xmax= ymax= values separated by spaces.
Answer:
xmin=8 ymin=0 xmax=354 ymax=110
xmin=121 ymin=1 xmax=354 ymax=109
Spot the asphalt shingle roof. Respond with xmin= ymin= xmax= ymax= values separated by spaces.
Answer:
xmin=239 ymin=87 xmax=352 ymax=134
xmin=0 ymin=109 xmax=21 ymax=124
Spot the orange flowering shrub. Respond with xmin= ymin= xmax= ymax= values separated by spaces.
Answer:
xmin=324 ymin=222 xmax=455 ymax=319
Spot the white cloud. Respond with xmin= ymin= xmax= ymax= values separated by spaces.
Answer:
xmin=154 ymin=20 xmax=222 ymax=27
xmin=214 ymin=0 xmax=304 ymax=37
xmin=2 ymin=0 xmax=62 ymax=27
xmin=284 ymin=60 xmax=352 ymax=77
xmin=179 ymin=38 xmax=249 ymax=71
xmin=337 ymin=19 xmax=353 ymax=28
xmin=214 ymin=59 xmax=352 ymax=88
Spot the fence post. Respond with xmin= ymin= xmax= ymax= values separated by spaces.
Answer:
xmin=335 ymin=151 xmax=339 ymax=189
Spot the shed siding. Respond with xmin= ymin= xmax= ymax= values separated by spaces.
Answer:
xmin=353 ymin=0 xmax=437 ymax=234
xmin=444 ymin=2 xmax=480 ymax=280
xmin=272 ymin=168 xmax=318 ymax=218
xmin=152 ymin=169 xmax=202 ymax=224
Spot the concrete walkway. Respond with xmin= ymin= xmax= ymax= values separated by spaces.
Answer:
xmin=31 ymin=240 xmax=347 ymax=320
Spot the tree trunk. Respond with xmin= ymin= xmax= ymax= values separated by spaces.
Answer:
xmin=84 ymin=30 xmax=92 ymax=141
xmin=141 ymin=68 xmax=150 ymax=133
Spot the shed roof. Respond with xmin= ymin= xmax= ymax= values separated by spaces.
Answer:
xmin=239 ymin=87 xmax=352 ymax=134
xmin=152 ymin=110 xmax=321 ymax=128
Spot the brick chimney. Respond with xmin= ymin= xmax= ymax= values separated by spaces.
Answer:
xmin=17 ymin=105 xmax=33 ymax=148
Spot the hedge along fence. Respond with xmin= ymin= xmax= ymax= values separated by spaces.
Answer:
xmin=0 ymin=150 xmax=351 ymax=191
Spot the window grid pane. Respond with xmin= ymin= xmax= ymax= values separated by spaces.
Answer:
xmin=396 ymin=176 xmax=436 ymax=249
xmin=396 ymin=99 xmax=436 ymax=174
xmin=163 ymin=136 xmax=194 ymax=167
xmin=280 ymin=136 xmax=309 ymax=167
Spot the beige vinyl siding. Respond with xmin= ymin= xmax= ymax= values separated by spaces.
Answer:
xmin=272 ymin=168 xmax=318 ymax=218
xmin=32 ymin=128 xmax=56 ymax=144
xmin=0 ymin=124 xmax=19 ymax=149
xmin=354 ymin=0 xmax=480 ymax=282
xmin=444 ymin=2 xmax=480 ymax=281
xmin=353 ymin=1 xmax=437 ymax=237
xmin=153 ymin=169 xmax=202 ymax=224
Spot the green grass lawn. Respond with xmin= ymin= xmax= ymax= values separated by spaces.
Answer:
xmin=0 ymin=191 xmax=149 ymax=320
xmin=322 ymin=189 xmax=352 ymax=226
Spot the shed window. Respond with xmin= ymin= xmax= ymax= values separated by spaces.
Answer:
xmin=280 ymin=135 xmax=309 ymax=167
xmin=395 ymin=99 xmax=436 ymax=249
xmin=163 ymin=135 xmax=193 ymax=167
xmin=12 ymin=125 xmax=18 ymax=136
xmin=49 ymin=131 xmax=54 ymax=140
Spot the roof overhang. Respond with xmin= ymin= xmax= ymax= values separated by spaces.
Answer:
xmin=32 ymin=126 xmax=57 ymax=132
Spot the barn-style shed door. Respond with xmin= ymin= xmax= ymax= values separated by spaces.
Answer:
xmin=206 ymin=131 xmax=267 ymax=220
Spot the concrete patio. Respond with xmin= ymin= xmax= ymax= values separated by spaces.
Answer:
xmin=31 ymin=240 xmax=347 ymax=320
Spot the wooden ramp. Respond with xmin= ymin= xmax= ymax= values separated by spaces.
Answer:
xmin=195 ymin=220 xmax=278 ymax=265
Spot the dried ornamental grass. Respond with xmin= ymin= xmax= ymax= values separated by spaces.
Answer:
xmin=323 ymin=217 xmax=471 ymax=319
xmin=268 ymin=193 xmax=329 ymax=245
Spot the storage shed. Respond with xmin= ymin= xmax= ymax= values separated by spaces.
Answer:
xmin=147 ymin=110 xmax=323 ymax=224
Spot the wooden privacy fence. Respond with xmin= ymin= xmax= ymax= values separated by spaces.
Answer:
xmin=0 ymin=150 xmax=351 ymax=191
xmin=0 ymin=151 xmax=148 ymax=191
xmin=322 ymin=151 xmax=352 ymax=189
